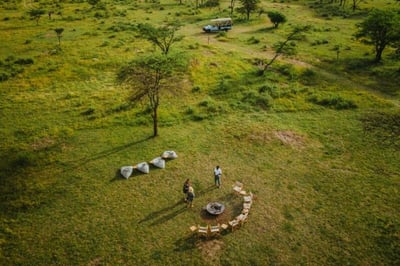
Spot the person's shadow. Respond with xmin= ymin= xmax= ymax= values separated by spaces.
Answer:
xmin=138 ymin=200 xmax=185 ymax=226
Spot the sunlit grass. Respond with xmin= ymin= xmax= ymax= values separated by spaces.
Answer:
xmin=0 ymin=0 xmax=399 ymax=265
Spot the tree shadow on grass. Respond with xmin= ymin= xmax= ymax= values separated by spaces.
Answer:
xmin=252 ymin=26 xmax=276 ymax=34
xmin=149 ymin=206 xmax=187 ymax=226
xmin=64 ymin=136 xmax=153 ymax=172
xmin=195 ymin=185 xmax=216 ymax=198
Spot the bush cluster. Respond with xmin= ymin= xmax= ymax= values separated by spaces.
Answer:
xmin=0 ymin=56 xmax=34 ymax=82
xmin=307 ymin=94 xmax=357 ymax=110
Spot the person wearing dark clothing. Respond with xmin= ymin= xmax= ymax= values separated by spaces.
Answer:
xmin=187 ymin=186 xmax=195 ymax=208
xmin=182 ymin=179 xmax=190 ymax=202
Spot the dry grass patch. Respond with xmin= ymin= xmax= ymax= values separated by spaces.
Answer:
xmin=196 ymin=239 xmax=225 ymax=264
xmin=274 ymin=130 xmax=305 ymax=147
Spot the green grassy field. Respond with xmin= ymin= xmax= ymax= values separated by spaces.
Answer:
xmin=1 ymin=0 xmax=399 ymax=265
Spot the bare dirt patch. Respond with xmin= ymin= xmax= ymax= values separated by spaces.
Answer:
xmin=274 ymin=130 xmax=305 ymax=147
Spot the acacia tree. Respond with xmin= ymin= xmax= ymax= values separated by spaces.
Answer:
xmin=267 ymin=11 xmax=287 ymax=28
xmin=238 ymin=0 xmax=259 ymax=20
xmin=28 ymin=9 xmax=46 ymax=25
xmin=117 ymin=53 xmax=187 ymax=137
xmin=259 ymin=25 xmax=310 ymax=74
xmin=356 ymin=9 xmax=400 ymax=62
xmin=54 ymin=28 xmax=64 ymax=46
xmin=137 ymin=23 xmax=183 ymax=55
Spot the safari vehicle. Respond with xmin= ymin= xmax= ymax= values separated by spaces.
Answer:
xmin=203 ymin=18 xmax=232 ymax=33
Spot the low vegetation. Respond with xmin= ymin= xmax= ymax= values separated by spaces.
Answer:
xmin=0 ymin=0 xmax=399 ymax=265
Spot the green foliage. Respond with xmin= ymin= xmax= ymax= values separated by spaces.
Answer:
xmin=241 ymin=90 xmax=273 ymax=109
xmin=0 ymin=1 xmax=399 ymax=265
xmin=117 ymin=52 xmax=188 ymax=136
xmin=87 ymin=0 xmax=101 ymax=7
xmin=137 ymin=22 xmax=183 ymax=55
xmin=299 ymin=68 xmax=317 ymax=85
xmin=0 ymin=56 xmax=34 ymax=82
xmin=54 ymin=28 xmax=64 ymax=45
xmin=28 ymin=8 xmax=46 ymax=25
xmin=307 ymin=93 xmax=357 ymax=110
xmin=247 ymin=36 xmax=260 ymax=44
xmin=267 ymin=11 xmax=287 ymax=28
xmin=356 ymin=9 xmax=400 ymax=62
xmin=238 ymin=0 xmax=260 ymax=20
xmin=200 ymin=0 xmax=220 ymax=7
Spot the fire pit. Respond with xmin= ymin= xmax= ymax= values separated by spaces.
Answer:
xmin=206 ymin=202 xmax=225 ymax=215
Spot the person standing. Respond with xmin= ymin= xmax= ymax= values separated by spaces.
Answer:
xmin=214 ymin=165 xmax=222 ymax=188
xmin=187 ymin=186 xmax=195 ymax=208
xmin=182 ymin=179 xmax=190 ymax=202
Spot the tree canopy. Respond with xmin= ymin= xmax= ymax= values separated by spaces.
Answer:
xmin=28 ymin=9 xmax=46 ymax=25
xmin=238 ymin=0 xmax=259 ymax=21
xmin=137 ymin=22 xmax=183 ymax=55
xmin=267 ymin=11 xmax=287 ymax=28
xmin=116 ymin=53 xmax=188 ymax=137
xmin=356 ymin=9 xmax=400 ymax=62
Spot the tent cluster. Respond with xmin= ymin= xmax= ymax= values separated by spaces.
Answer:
xmin=120 ymin=150 xmax=178 ymax=179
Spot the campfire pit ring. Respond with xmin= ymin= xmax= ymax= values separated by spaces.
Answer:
xmin=206 ymin=202 xmax=225 ymax=215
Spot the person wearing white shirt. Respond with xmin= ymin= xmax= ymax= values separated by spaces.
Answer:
xmin=214 ymin=165 xmax=222 ymax=188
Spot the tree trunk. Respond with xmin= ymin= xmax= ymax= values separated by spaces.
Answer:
xmin=153 ymin=106 xmax=158 ymax=137
xmin=375 ymin=46 xmax=384 ymax=62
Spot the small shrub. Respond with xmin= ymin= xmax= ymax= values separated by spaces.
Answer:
xmin=247 ymin=36 xmax=260 ymax=44
xmin=185 ymin=106 xmax=194 ymax=115
xmin=300 ymin=68 xmax=317 ymax=85
xmin=212 ymin=78 xmax=231 ymax=95
xmin=14 ymin=58 xmax=34 ymax=65
xmin=100 ymin=41 xmax=109 ymax=47
xmin=188 ymin=43 xmax=199 ymax=50
xmin=241 ymin=91 xmax=272 ymax=110
xmin=258 ymin=84 xmax=280 ymax=98
xmin=277 ymin=64 xmax=296 ymax=79
xmin=191 ymin=86 xmax=201 ymax=93
xmin=81 ymin=107 xmax=95 ymax=115
xmin=0 ymin=71 xmax=10 ymax=81
xmin=216 ymin=31 xmax=227 ymax=38
xmin=307 ymin=94 xmax=357 ymax=110
xmin=12 ymin=151 xmax=37 ymax=168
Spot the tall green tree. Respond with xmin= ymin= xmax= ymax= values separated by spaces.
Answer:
xmin=137 ymin=23 xmax=183 ymax=55
xmin=356 ymin=9 xmax=400 ymax=62
xmin=267 ymin=11 xmax=287 ymax=28
xmin=116 ymin=53 xmax=187 ymax=137
xmin=238 ymin=0 xmax=259 ymax=20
